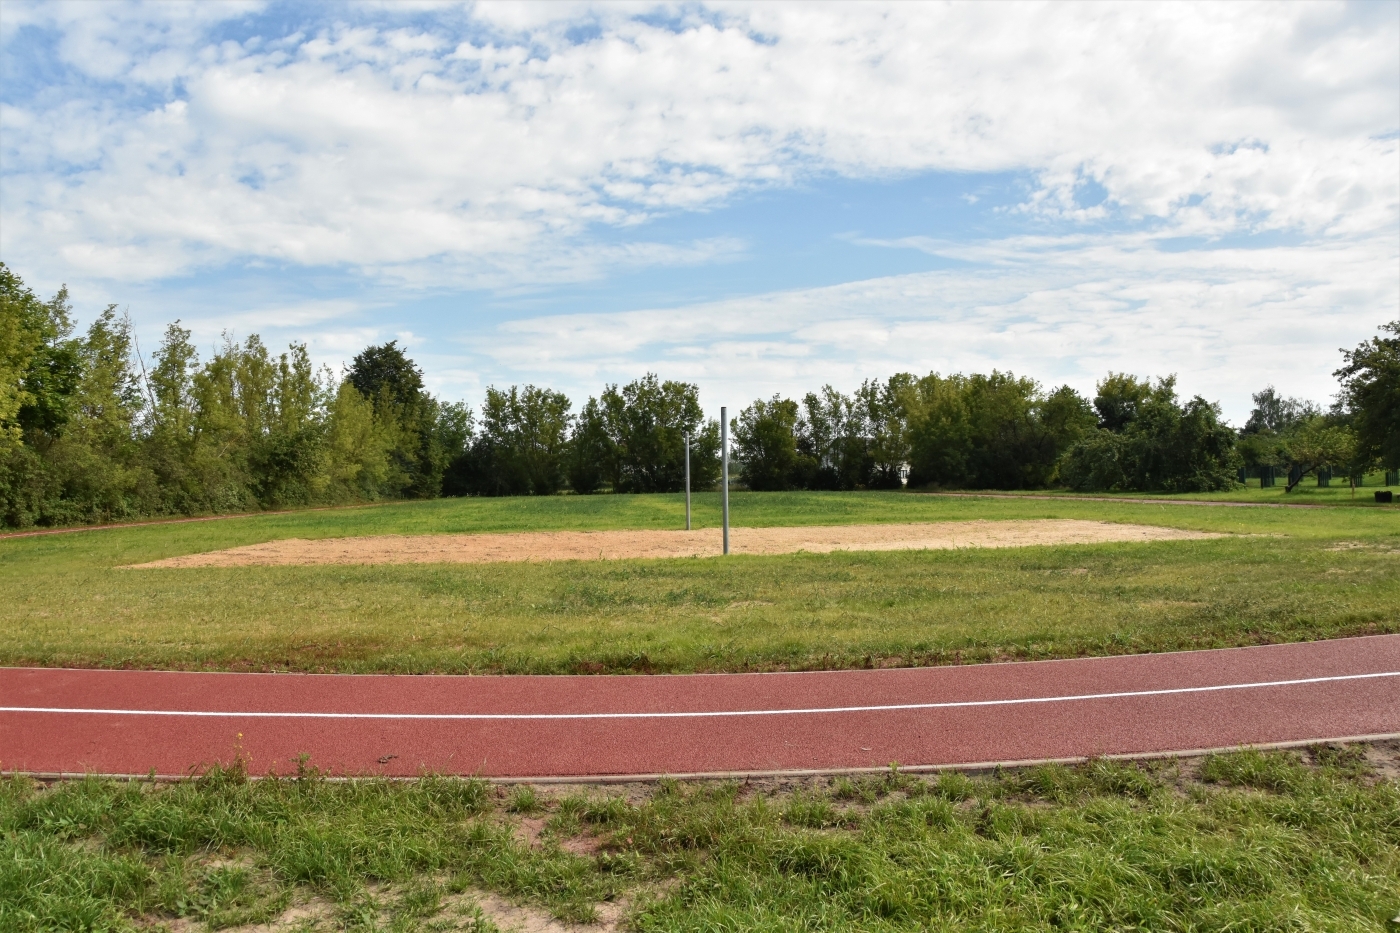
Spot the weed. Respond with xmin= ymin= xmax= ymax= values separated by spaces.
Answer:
xmin=3 ymin=748 xmax=1397 ymax=931
xmin=505 ymin=786 xmax=542 ymax=816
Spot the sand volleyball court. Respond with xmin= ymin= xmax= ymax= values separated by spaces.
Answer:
xmin=129 ymin=519 xmax=1221 ymax=568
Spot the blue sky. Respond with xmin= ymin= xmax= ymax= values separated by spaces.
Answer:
xmin=2 ymin=1 xmax=1397 ymax=422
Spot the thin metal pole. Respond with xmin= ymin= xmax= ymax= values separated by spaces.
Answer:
xmin=684 ymin=432 xmax=691 ymax=531
xmin=720 ymin=407 xmax=729 ymax=555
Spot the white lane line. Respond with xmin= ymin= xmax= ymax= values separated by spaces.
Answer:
xmin=2 ymin=671 xmax=1398 ymax=721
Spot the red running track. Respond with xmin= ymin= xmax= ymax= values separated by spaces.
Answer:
xmin=3 ymin=636 xmax=1399 ymax=780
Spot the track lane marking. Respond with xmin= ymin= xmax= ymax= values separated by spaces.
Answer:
xmin=3 ymin=671 xmax=1397 ymax=720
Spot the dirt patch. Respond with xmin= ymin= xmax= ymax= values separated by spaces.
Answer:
xmin=1324 ymin=541 xmax=1398 ymax=552
xmin=128 ymin=520 xmax=1221 ymax=569
xmin=467 ymin=889 xmax=627 ymax=932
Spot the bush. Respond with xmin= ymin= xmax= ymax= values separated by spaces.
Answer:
xmin=1061 ymin=376 xmax=1240 ymax=492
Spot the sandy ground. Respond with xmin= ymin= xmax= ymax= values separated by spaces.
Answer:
xmin=129 ymin=519 xmax=1220 ymax=568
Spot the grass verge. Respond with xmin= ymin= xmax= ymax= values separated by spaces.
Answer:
xmin=2 ymin=491 xmax=1397 ymax=673
xmin=3 ymin=744 xmax=1397 ymax=932
xmin=922 ymin=480 xmax=1397 ymax=506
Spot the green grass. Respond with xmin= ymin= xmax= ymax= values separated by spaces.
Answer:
xmin=3 ymin=746 xmax=1397 ymax=931
xmin=2 ymin=491 xmax=1397 ymax=673
xmin=919 ymin=472 xmax=1397 ymax=506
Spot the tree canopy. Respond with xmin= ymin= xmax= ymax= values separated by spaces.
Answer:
xmin=1335 ymin=320 xmax=1399 ymax=471
xmin=3 ymin=263 xmax=1392 ymax=528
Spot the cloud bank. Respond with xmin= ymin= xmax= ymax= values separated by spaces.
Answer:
xmin=5 ymin=1 xmax=1395 ymax=280
xmin=1 ymin=1 xmax=1396 ymax=419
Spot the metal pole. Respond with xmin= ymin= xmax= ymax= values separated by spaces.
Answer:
xmin=720 ymin=407 xmax=729 ymax=555
xmin=684 ymin=432 xmax=691 ymax=531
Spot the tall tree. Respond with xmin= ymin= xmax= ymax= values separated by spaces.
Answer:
xmin=857 ymin=376 xmax=913 ymax=489
xmin=1237 ymin=385 xmax=1323 ymax=480
xmin=734 ymin=396 xmax=804 ymax=491
xmin=44 ymin=307 xmax=155 ymax=523
xmin=1242 ymin=386 xmax=1319 ymax=435
xmin=1061 ymin=376 xmax=1239 ymax=492
xmin=1093 ymin=372 xmax=1157 ymax=433
xmin=566 ymin=397 xmax=614 ymax=495
xmin=797 ymin=386 xmax=875 ymax=490
xmin=347 ymin=341 xmax=425 ymax=410
xmin=471 ymin=385 xmax=572 ymax=496
xmin=1334 ymin=321 xmax=1399 ymax=471
xmin=600 ymin=374 xmax=718 ymax=494
xmin=906 ymin=372 xmax=1092 ymax=489
xmin=10 ymin=283 xmax=83 ymax=443
xmin=346 ymin=342 xmax=443 ymax=498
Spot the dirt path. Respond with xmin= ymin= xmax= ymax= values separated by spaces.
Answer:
xmin=128 ymin=519 xmax=1221 ymax=568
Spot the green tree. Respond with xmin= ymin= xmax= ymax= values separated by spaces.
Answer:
xmin=1243 ymin=386 xmax=1319 ymax=435
xmin=246 ymin=342 xmax=328 ymax=507
xmin=434 ymin=401 xmax=476 ymax=497
xmin=42 ymin=307 xmax=156 ymax=523
xmin=1093 ymin=372 xmax=1157 ymax=432
xmin=346 ymin=342 xmax=444 ymax=498
xmin=906 ymin=372 xmax=1093 ymax=489
xmin=139 ymin=322 xmax=207 ymax=512
xmin=1334 ymin=321 xmax=1399 ymax=471
xmin=1237 ymin=386 xmax=1320 ymax=479
xmin=0 ymin=265 xmax=63 ymax=525
xmin=1 ymin=276 xmax=83 ymax=444
xmin=857 ymin=376 xmax=913 ymax=489
xmin=1283 ymin=418 xmax=1358 ymax=492
xmin=322 ymin=379 xmax=393 ymax=500
xmin=471 ymin=385 xmax=572 ymax=496
xmin=1039 ymin=384 xmax=1099 ymax=462
xmin=600 ymin=374 xmax=718 ymax=493
xmin=1123 ymin=385 xmax=1239 ymax=492
xmin=347 ymin=341 xmax=425 ymax=409
xmin=734 ymin=395 xmax=804 ymax=491
xmin=796 ymin=386 xmax=875 ymax=490
xmin=1061 ymin=375 xmax=1239 ymax=492
xmin=904 ymin=373 xmax=973 ymax=487
xmin=0 ymin=263 xmax=48 ymax=440
xmin=566 ymin=397 xmax=614 ymax=495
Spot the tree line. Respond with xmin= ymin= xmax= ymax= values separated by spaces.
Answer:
xmin=732 ymin=331 xmax=1396 ymax=496
xmin=2 ymin=263 xmax=1396 ymax=528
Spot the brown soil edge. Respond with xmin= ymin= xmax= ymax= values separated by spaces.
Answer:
xmin=11 ymin=733 xmax=1398 ymax=785
xmin=126 ymin=520 xmax=1222 ymax=568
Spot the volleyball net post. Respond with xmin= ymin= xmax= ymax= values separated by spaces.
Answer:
xmin=720 ymin=407 xmax=730 ymax=555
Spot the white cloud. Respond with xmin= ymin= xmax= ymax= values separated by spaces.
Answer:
xmin=2 ymin=1 xmax=1395 ymax=286
xmin=483 ymin=233 xmax=1398 ymax=422
xmin=2 ymin=0 xmax=1396 ymax=421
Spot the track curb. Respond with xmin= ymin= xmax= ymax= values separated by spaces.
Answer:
xmin=8 ymin=733 xmax=1398 ymax=784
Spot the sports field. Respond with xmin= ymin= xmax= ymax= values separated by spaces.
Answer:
xmin=2 ymin=490 xmax=1396 ymax=674
xmin=5 ymin=490 xmax=1400 ymax=931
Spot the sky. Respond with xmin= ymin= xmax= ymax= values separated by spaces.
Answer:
xmin=2 ymin=0 xmax=1397 ymax=423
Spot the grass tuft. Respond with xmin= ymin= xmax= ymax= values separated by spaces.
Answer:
xmin=5 ymin=747 xmax=1396 ymax=931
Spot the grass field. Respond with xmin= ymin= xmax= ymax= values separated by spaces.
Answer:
xmin=933 ymin=478 xmax=1396 ymax=506
xmin=6 ymin=494 xmax=1399 ymax=931
xmin=2 ymin=491 xmax=1396 ymax=674
xmin=4 ymin=745 xmax=1397 ymax=932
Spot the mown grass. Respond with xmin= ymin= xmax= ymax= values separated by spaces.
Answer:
xmin=2 ymin=746 xmax=1397 ymax=931
xmin=942 ymin=477 xmax=1397 ymax=506
xmin=2 ymin=491 xmax=1397 ymax=673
